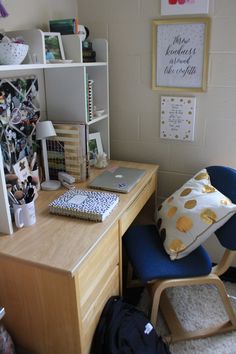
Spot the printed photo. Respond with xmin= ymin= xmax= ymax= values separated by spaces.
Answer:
xmin=43 ymin=32 xmax=65 ymax=63
xmin=89 ymin=132 xmax=103 ymax=165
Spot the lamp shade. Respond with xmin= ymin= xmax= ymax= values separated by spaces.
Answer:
xmin=36 ymin=121 xmax=56 ymax=140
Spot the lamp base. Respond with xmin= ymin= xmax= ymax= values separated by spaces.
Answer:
xmin=41 ymin=180 xmax=61 ymax=191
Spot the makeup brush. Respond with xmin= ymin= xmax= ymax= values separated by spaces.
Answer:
xmin=25 ymin=187 xmax=35 ymax=203
xmin=5 ymin=174 xmax=18 ymax=186
xmin=14 ymin=190 xmax=25 ymax=201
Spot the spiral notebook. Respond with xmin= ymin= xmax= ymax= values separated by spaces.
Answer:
xmin=49 ymin=188 xmax=119 ymax=222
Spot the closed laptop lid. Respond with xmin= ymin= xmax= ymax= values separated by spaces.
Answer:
xmin=89 ymin=167 xmax=146 ymax=193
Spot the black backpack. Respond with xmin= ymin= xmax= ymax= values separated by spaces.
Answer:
xmin=90 ymin=296 xmax=171 ymax=354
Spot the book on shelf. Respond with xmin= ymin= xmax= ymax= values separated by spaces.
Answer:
xmin=86 ymin=74 xmax=94 ymax=121
xmin=83 ymin=49 xmax=96 ymax=62
xmin=49 ymin=18 xmax=79 ymax=35
xmin=83 ymin=56 xmax=96 ymax=63
xmin=49 ymin=188 xmax=119 ymax=222
xmin=83 ymin=50 xmax=96 ymax=59
xmin=88 ymin=79 xmax=94 ymax=121
xmin=82 ymin=40 xmax=96 ymax=62
xmin=47 ymin=122 xmax=90 ymax=182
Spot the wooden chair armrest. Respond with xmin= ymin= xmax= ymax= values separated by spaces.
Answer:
xmin=211 ymin=249 xmax=236 ymax=276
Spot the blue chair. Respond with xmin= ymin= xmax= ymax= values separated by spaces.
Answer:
xmin=123 ymin=166 xmax=236 ymax=343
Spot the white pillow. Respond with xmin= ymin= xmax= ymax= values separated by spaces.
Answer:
xmin=157 ymin=169 xmax=236 ymax=260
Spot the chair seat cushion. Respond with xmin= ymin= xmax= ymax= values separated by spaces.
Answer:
xmin=156 ymin=169 xmax=236 ymax=260
xmin=123 ymin=225 xmax=212 ymax=283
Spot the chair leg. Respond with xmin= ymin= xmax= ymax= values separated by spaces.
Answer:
xmin=126 ymin=262 xmax=143 ymax=288
xmin=159 ymin=290 xmax=185 ymax=336
xmin=148 ymin=279 xmax=164 ymax=326
xmin=213 ymin=277 xmax=236 ymax=327
xmin=149 ymin=274 xmax=236 ymax=343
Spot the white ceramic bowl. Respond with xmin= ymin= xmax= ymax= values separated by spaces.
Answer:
xmin=0 ymin=42 xmax=29 ymax=65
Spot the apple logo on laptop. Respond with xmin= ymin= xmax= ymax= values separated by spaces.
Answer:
xmin=115 ymin=174 xmax=123 ymax=178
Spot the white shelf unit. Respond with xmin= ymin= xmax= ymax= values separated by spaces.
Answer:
xmin=5 ymin=31 xmax=110 ymax=156
xmin=0 ymin=30 xmax=110 ymax=235
xmin=45 ymin=38 xmax=110 ymax=157
xmin=0 ymin=147 xmax=13 ymax=235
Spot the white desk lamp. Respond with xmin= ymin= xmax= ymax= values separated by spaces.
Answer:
xmin=36 ymin=121 xmax=61 ymax=191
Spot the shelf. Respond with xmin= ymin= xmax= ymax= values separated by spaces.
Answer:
xmin=88 ymin=114 xmax=108 ymax=125
xmin=44 ymin=62 xmax=107 ymax=69
xmin=0 ymin=62 xmax=107 ymax=72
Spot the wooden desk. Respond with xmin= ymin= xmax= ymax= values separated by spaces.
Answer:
xmin=0 ymin=160 xmax=158 ymax=354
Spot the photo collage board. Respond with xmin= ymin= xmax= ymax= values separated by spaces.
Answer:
xmin=0 ymin=75 xmax=40 ymax=174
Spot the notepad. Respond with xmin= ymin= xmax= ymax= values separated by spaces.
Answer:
xmin=49 ymin=189 xmax=119 ymax=222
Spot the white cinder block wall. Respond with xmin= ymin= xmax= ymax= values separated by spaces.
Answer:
xmin=0 ymin=0 xmax=78 ymax=32
xmin=77 ymin=0 xmax=236 ymax=265
xmin=1 ymin=0 xmax=236 ymax=264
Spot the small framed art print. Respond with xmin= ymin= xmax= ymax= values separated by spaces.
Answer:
xmin=160 ymin=96 xmax=196 ymax=141
xmin=43 ymin=32 xmax=65 ymax=63
xmin=152 ymin=18 xmax=210 ymax=92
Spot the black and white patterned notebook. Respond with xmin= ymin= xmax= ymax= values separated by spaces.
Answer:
xmin=49 ymin=188 xmax=119 ymax=222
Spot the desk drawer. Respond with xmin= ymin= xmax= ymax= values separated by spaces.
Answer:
xmin=81 ymin=266 xmax=119 ymax=354
xmin=77 ymin=222 xmax=119 ymax=318
xmin=119 ymin=173 xmax=157 ymax=235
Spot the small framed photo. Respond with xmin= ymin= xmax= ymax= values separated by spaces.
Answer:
xmin=88 ymin=132 xmax=103 ymax=165
xmin=43 ymin=32 xmax=65 ymax=63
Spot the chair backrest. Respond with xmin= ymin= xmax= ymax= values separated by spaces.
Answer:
xmin=207 ymin=166 xmax=236 ymax=250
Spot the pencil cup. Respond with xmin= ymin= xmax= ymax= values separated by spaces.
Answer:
xmin=13 ymin=201 xmax=36 ymax=228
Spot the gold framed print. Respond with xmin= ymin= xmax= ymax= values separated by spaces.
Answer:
xmin=152 ymin=17 xmax=210 ymax=92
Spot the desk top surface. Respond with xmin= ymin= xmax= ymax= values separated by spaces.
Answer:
xmin=0 ymin=160 xmax=158 ymax=276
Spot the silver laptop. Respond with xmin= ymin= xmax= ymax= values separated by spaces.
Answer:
xmin=89 ymin=167 xmax=145 ymax=193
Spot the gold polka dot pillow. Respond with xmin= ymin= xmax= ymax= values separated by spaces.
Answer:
xmin=157 ymin=169 xmax=236 ymax=260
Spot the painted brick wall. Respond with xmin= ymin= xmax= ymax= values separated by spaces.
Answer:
xmin=1 ymin=0 xmax=78 ymax=32
xmin=77 ymin=0 xmax=236 ymax=263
